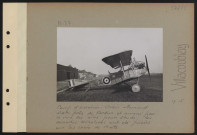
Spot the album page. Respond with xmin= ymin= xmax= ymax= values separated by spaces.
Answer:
xmin=3 ymin=3 xmax=194 ymax=133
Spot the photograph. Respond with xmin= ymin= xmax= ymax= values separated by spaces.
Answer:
xmin=57 ymin=28 xmax=163 ymax=102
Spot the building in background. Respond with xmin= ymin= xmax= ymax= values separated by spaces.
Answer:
xmin=57 ymin=64 xmax=79 ymax=81
xmin=78 ymin=70 xmax=96 ymax=80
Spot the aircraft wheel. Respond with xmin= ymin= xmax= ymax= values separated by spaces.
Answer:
xmin=131 ymin=84 xmax=141 ymax=92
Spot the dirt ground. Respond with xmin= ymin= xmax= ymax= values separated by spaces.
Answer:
xmin=57 ymin=74 xmax=163 ymax=102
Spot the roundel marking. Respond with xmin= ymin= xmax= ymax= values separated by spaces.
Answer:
xmin=103 ymin=77 xmax=111 ymax=84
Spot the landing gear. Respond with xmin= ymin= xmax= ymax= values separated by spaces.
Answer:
xmin=131 ymin=77 xmax=140 ymax=92
xmin=131 ymin=84 xmax=141 ymax=92
xmin=124 ymin=78 xmax=141 ymax=93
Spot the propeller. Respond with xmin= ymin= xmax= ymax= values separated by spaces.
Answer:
xmin=145 ymin=55 xmax=151 ymax=81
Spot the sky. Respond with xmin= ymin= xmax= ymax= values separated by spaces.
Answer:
xmin=57 ymin=28 xmax=163 ymax=75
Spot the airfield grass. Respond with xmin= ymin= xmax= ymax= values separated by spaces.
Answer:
xmin=57 ymin=74 xmax=163 ymax=102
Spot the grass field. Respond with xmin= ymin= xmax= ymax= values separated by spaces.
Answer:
xmin=57 ymin=73 xmax=163 ymax=102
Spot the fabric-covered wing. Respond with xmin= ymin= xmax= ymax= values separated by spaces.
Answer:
xmin=102 ymin=50 xmax=132 ymax=68
xmin=112 ymin=76 xmax=138 ymax=86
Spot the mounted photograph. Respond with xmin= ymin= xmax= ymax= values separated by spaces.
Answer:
xmin=57 ymin=28 xmax=163 ymax=102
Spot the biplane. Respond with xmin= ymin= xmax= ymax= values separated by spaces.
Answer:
xmin=59 ymin=50 xmax=151 ymax=93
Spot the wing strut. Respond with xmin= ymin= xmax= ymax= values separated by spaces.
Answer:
xmin=120 ymin=60 xmax=126 ymax=79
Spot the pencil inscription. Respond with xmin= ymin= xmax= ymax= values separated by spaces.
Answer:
xmin=56 ymin=104 xmax=155 ymax=130
xmin=171 ymin=44 xmax=189 ymax=91
xmin=57 ymin=20 xmax=71 ymax=27
xmin=171 ymin=5 xmax=186 ymax=11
